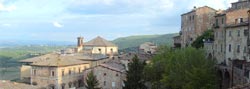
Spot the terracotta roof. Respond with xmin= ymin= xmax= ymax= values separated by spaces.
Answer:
xmin=99 ymin=60 xmax=126 ymax=73
xmin=31 ymin=55 xmax=89 ymax=67
xmin=181 ymin=6 xmax=217 ymax=16
xmin=20 ymin=53 xmax=107 ymax=63
xmin=85 ymin=36 xmax=117 ymax=47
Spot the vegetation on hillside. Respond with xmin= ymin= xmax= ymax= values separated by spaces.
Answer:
xmin=0 ymin=46 xmax=70 ymax=61
xmin=113 ymin=33 xmax=178 ymax=50
xmin=191 ymin=30 xmax=214 ymax=48
xmin=144 ymin=46 xmax=218 ymax=89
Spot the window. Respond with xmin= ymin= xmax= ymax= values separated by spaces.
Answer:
xmin=73 ymin=67 xmax=76 ymax=74
xmin=104 ymin=73 xmax=107 ymax=76
xmin=244 ymin=29 xmax=248 ymax=36
xmin=112 ymin=82 xmax=116 ymax=87
xmin=240 ymin=18 xmax=243 ymax=23
xmin=244 ymin=46 xmax=247 ymax=53
xmin=50 ymin=86 xmax=55 ymax=89
xmin=84 ymin=66 xmax=87 ymax=70
xmin=190 ymin=38 xmax=193 ymax=41
xmin=192 ymin=15 xmax=194 ymax=20
xmin=116 ymin=74 xmax=119 ymax=77
xmin=221 ymin=44 xmax=223 ymax=52
xmin=216 ymin=19 xmax=219 ymax=26
xmin=235 ymin=19 xmax=238 ymax=23
xmin=104 ymin=81 xmax=106 ymax=86
xmin=229 ymin=31 xmax=232 ymax=37
xmin=51 ymin=71 xmax=55 ymax=77
xmin=68 ymin=82 xmax=72 ymax=88
xmin=62 ymin=70 xmax=64 ymax=76
xmin=61 ymin=84 xmax=65 ymax=89
xmin=69 ymin=69 xmax=72 ymax=75
xmin=222 ymin=18 xmax=224 ymax=24
xmin=237 ymin=45 xmax=240 ymax=53
xmin=98 ymin=48 xmax=102 ymax=53
xmin=33 ymin=69 xmax=36 ymax=76
xmin=244 ymin=70 xmax=250 ymax=78
xmin=238 ymin=30 xmax=240 ymax=37
xmin=110 ymin=48 xmax=113 ymax=53
xmin=229 ymin=44 xmax=232 ymax=52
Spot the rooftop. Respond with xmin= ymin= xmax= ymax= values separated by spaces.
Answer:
xmin=20 ymin=53 xmax=108 ymax=67
xmin=181 ymin=6 xmax=216 ymax=16
xmin=99 ymin=60 xmax=126 ymax=73
xmin=85 ymin=36 xmax=117 ymax=47
xmin=0 ymin=80 xmax=41 ymax=89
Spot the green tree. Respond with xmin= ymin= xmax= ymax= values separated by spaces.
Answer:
xmin=145 ymin=46 xmax=218 ymax=89
xmin=124 ymin=55 xmax=146 ymax=89
xmin=191 ymin=30 xmax=214 ymax=48
xmin=85 ymin=71 xmax=100 ymax=89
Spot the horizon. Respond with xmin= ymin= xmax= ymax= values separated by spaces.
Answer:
xmin=0 ymin=0 xmax=237 ymax=41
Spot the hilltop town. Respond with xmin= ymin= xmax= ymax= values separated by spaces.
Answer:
xmin=0 ymin=36 xmax=157 ymax=89
xmin=0 ymin=0 xmax=250 ymax=89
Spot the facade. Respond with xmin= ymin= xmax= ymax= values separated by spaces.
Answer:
xmin=21 ymin=53 xmax=90 ymax=89
xmin=213 ymin=10 xmax=226 ymax=64
xmin=181 ymin=6 xmax=217 ymax=47
xmin=83 ymin=60 xmax=126 ymax=89
xmin=139 ymin=42 xmax=157 ymax=54
xmin=204 ymin=0 xmax=250 ymax=88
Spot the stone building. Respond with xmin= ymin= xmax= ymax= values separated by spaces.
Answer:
xmin=203 ymin=0 xmax=250 ymax=88
xmin=29 ymin=54 xmax=90 ymax=89
xmin=84 ymin=36 xmax=118 ymax=56
xmin=139 ymin=42 xmax=157 ymax=54
xmin=180 ymin=6 xmax=217 ymax=47
xmin=173 ymin=35 xmax=181 ymax=48
xmin=226 ymin=9 xmax=250 ymax=86
xmin=83 ymin=59 xmax=126 ymax=89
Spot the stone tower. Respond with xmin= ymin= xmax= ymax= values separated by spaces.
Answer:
xmin=77 ymin=37 xmax=84 ymax=52
xmin=77 ymin=37 xmax=84 ymax=47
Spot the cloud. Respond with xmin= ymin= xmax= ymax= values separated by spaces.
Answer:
xmin=0 ymin=2 xmax=16 ymax=12
xmin=2 ymin=23 xmax=11 ymax=27
xmin=53 ymin=21 xmax=63 ymax=28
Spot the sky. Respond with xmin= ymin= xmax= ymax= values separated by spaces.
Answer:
xmin=0 ymin=0 xmax=238 ymax=42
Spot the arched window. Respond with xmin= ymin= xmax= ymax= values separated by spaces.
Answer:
xmin=110 ymin=48 xmax=113 ymax=53
xmin=61 ymin=83 xmax=65 ymax=89
xmin=68 ymin=82 xmax=72 ymax=88
xmin=49 ymin=84 xmax=55 ymax=89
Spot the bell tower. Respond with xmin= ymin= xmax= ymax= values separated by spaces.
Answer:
xmin=77 ymin=37 xmax=84 ymax=47
xmin=77 ymin=37 xmax=84 ymax=52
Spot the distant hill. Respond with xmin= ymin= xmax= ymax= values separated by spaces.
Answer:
xmin=112 ymin=33 xmax=178 ymax=49
xmin=0 ymin=40 xmax=74 ymax=47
